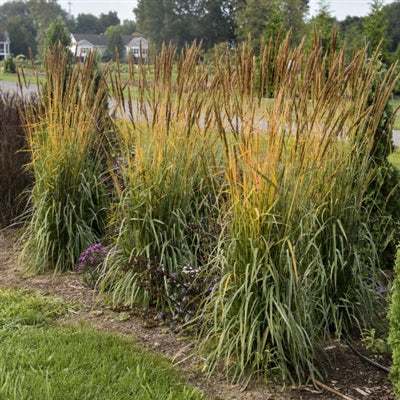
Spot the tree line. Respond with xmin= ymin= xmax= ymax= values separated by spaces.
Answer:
xmin=1 ymin=0 xmax=400 ymax=64
xmin=135 ymin=0 xmax=400 ymax=62
xmin=0 ymin=0 xmax=137 ymax=58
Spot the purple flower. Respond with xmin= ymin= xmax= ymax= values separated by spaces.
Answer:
xmin=74 ymin=243 xmax=109 ymax=271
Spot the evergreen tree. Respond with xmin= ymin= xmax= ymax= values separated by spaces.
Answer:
xmin=383 ymin=0 xmax=400 ymax=60
xmin=363 ymin=0 xmax=390 ymax=62
xmin=338 ymin=16 xmax=364 ymax=63
xmin=311 ymin=0 xmax=337 ymax=53
xmin=45 ymin=19 xmax=71 ymax=53
xmin=105 ymin=25 xmax=125 ymax=60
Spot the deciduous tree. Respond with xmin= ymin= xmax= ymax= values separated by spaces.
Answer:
xmin=0 ymin=1 xmax=30 ymax=31
xmin=27 ymin=0 xmax=67 ymax=56
xmin=75 ymin=13 xmax=102 ymax=34
xmin=135 ymin=0 xmax=238 ymax=49
xmin=6 ymin=14 xmax=37 ymax=56
xmin=99 ymin=11 xmax=120 ymax=33
xmin=121 ymin=19 xmax=137 ymax=35
xmin=235 ymin=0 xmax=309 ymax=52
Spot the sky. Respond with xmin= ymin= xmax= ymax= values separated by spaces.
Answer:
xmin=57 ymin=0 xmax=138 ymax=21
xmin=49 ymin=0 xmax=397 ymax=22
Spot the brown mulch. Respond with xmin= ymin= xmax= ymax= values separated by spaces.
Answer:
xmin=0 ymin=228 xmax=396 ymax=400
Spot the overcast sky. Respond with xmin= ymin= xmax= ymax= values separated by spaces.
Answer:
xmin=53 ymin=1 xmax=395 ymax=22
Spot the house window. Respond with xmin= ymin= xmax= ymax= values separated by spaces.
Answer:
xmin=0 ymin=43 xmax=4 ymax=53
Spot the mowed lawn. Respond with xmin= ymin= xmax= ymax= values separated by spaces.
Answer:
xmin=0 ymin=288 xmax=206 ymax=400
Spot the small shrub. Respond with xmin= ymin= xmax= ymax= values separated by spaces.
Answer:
xmin=361 ymin=328 xmax=390 ymax=354
xmin=3 ymin=56 xmax=16 ymax=73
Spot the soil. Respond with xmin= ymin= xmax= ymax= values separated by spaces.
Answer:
xmin=0 ymin=227 xmax=396 ymax=400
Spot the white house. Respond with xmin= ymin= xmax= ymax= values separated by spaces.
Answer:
xmin=70 ymin=33 xmax=148 ymax=62
xmin=0 ymin=32 xmax=11 ymax=60
xmin=70 ymin=33 xmax=108 ymax=59
xmin=125 ymin=36 xmax=149 ymax=63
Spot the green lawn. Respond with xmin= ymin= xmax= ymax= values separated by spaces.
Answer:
xmin=0 ymin=71 xmax=43 ymax=85
xmin=0 ymin=288 xmax=206 ymax=400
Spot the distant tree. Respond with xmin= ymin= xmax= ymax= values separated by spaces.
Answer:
xmin=311 ymin=0 xmax=337 ymax=52
xmin=0 ymin=0 xmax=68 ymax=57
xmin=280 ymin=0 xmax=308 ymax=45
xmin=45 ymin=19 xmax=71 ymax=53
xmin=99 ymin=11 xmax=120 ymax=33
xmin=75 ymin=13 xmax=102 ymax=34
xmin=135 ymin=0 xmax=176 ymax=49
xmin=235 ymin=0 xmax=273 ymax=51
xmin=262 ymin=1 xmax=284 ymax=42
xmin=194 ymin=0 xmax=237 ymax=49
xmin=0 ymin=1 xmax=31 ymax=31
xmin=65 ymin=16 xmax=77 ymax=34
xmin=135 ymin=0 xmax=238 ymax=49
xmin=384 ymin=1 xmax=400 ymax=55
xmin=363 ymin=0 xmax=390 ymax=62
xmin=27 ymin=0 xmax=67 ymax=56
xmin=105 ymin=25 xmax=125 ymax=60
xmin=6 ymin=14 xmax=37 ymax=56
xmin=338 ymin=16 xmax=364 ymax=62
xmin=235 ymin=0 xmax=308 ymax=51
xmin=121 ymin=19 xmax=137 ymax=35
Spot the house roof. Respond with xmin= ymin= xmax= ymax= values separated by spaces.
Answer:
xmin=0 ymin=32 xmax=10 ymax=42
xmin=71 ymin=33 xmax=147 ymax=47
xmin=72 ymin=33 xmax=107 ymax=46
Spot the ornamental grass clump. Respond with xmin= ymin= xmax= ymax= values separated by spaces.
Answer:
xmin=19 ymin=47 xmax=108 ymax=272
xmin=100 ymin=44 xmax=223 ymax=316
xmin=93 ymin=36 xmax=398 ymax=384
xmin=190 ymin=35 xmax=399 ymax=383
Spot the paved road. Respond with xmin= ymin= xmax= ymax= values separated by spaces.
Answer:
xmin=0 ymin=80 xmax=38 ymax=95
xmin=2 ymin=79 xmax=400 ymax=146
